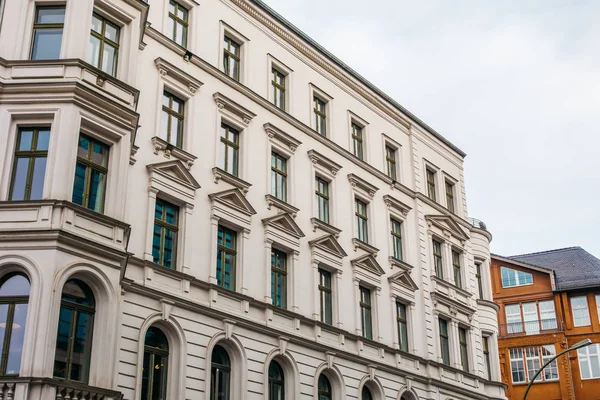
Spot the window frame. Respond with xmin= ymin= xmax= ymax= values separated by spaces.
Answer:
xmin=167 ymin=0 xmax=189 ymax=47
xmin=509 ymin=345 xmax=559 ymax=383
xmin=359 ymin=285 xmax=373 ymax=340
xmin=313 ymin=96 xmax=327 ymax=136
xmin=152 ymin=198 xmax=179 ymax=269
xmin=426 ymin=168 xmax=437 ymax=202
xmin=458 ymin=326 xmax=469 ymax=372
xmin=210 ymin=345 xmax=231 ymax=400
xmin=141 ymin=327 xmax=169 ymax=400
xmin=571 ymin=296 xmax=591 ymax=327
xmin=30 ymin=5 xmax=65 ymax=60
xmin=439 ymin=318 xmax=450 ymax=365
xmin=268 ymin=360 xmax=285 ymax=400
xmin=390 ymin=218 xmax=403 ymax=261
xmin=476 ymin=262 xmax=484 ymax=299
xmin=578 ymin=343 xmax=600 ymax=380
xmin=271 ymin=67 xmax=286 ymax=111
xmin=216 ymin=225 xmax=238 ymax=290
xmin=315 ymin=176 xmax=330 ymax=224
xmin=223 ymin=35 xmax=241 ymax=81
xmin=432 ymin=239 xmax=444 ymax=279
xmin=219 ymin=122 xmax=241 ymax=177
xmin=354 ymin=198 xmax=369 ymax=243
xmin=501 ymin=266 xmax=533 ymax=288
xmin=483 ymin=336 xmax=492 ymax=379
xmin=445 ymin=179 xmax=455 ymax=213
xmin=452 ymin=249 xmax=462 ymax=288
xmin=0 ymin=273 xmax=30 ymax=376
xmin=318 ymin=268 xmax=333 ymax=325
xmin=88 ymin=12 xmax=121 ymax=77
xmin=270 ymin=151 xmax=288 ymax=202
xmin=161 ymin=90 xmax=185 ymax=148
xmin=351 ymin=122 xmax=364 ymax=160
xmin=9 ymin=126 xmax=50 ymax=201
xmin=271 ymin=248 xmax=288 ymax=309
xmin=72 ymin=134 xmax=109 ymax=213
xmin=385 ymin=144 xmax=397 ymax=181
xmin=396 ymin=301 xmax=409 ymax=352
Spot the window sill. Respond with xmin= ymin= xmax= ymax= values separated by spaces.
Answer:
xmin=212 ymin=167 xmax=252 ymax=195
xmin=151 ymin=136 xmax=197 ymax=169
xmin=265 ymin=194 xmax=299 ymax=218
xmin=352 ymin=238 xmax=379 ymax=256
xmin=310 ymin=217 xmax=342 ymax=238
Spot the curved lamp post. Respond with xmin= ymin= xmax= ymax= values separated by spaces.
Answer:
xmin=522 ymin=338 xmax=592 ymax=400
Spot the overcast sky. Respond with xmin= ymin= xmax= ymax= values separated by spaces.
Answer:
xmin=262 ymin=0 xmax=600 ymax=257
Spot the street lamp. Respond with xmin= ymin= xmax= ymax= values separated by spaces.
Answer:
xmin=522 ymin=338 xmax=592 ymax=400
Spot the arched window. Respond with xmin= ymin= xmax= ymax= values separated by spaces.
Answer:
xmin=0 ymin=273 xmax=30 ymax=375
xmin=362 ymin=386 xmax=373 ymax=400
xmin=141 ymin=326 xmax=169 ymax=400
xmin=53 ymin=279 xmax=95 ymax=382
xmin=318 ymin=374 xmax=332 ymax=400
xmin=211 ymin=344 xmax=231 ymax=400
xmin=268 ymin=360 xmax=284 ymax=400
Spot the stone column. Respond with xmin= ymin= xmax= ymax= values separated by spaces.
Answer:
xmin=264 ymin=239 xmax=273 ymax=303
xmin=208 ymin=215 xmax=220 ymax=285
xmin=144 ymin=187 xmax=159 ymax=262
xmin=312 ymin=260 xmax=320 ymax=321
xmin=354 ymin=277 xmax=362 ymax=336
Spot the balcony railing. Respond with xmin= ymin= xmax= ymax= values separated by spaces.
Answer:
xmin=499 ymin=318 xmax=563 ymax=338
xmin=0 ymin=377 xmax=123 ymax=400
xmin=467 ymin=217 xmax=487 ymax=230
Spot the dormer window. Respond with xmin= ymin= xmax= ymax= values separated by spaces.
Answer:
xmin=501 ymin=266 xmax=533 ymax=288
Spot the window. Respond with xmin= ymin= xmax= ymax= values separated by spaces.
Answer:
xmin=219 ymin=123 xmax=240 ymax=177
xmin=597 ymin=295 xmax=600 ymax=321
xmin=223 ymin=36 xmax=241 ymax=81
xmin=313 ymin=97 xmax=327 ymax=136
xmin=355 ymin=199 xmax=368 ymax=243
xmin=541 ymin=345 xmax=559 ymax=381
xmin=141 ymin=327 xmax=169 ymax=400
xmin=0 ymin=274 xmax=29 ymax=375
xmin=501 ymin=266 xmax=533 ymax=288
xmin=351 ymin=123 xmax=364 ymax=160
xmin=88 ymin=13 xmax=120 ymax=76
xmin=9 ymin=127 xmax=49 ymax=201
xmin=476 ymin=263 xmax=484 ymax=299
xmin=510 ymin=346 xmax=558 ymax=383
xmin=318 ymin=374 xmax=332 ymax=400
xmin=359 ymin=286 xmax=373 ymax=340
xmin=432 ymin=240 xmax=443 ymax=279
xmin=271 ymin=68 xmax=286 ymax=110
xmin=522 ymin=302 xmax=539 ymax=335
xmin=483 ymin=336 xmax=492 ymax=379
xmin=362 ymin=387 xmax=373 ymax=400
xmin=390 ymin=219 xmax=403 ymax=261
xmin=315 ymin=177 xmax=330 ymax=223
xmin=271 ymin=152 xmax=287 ymax=202
xmin=72 ymin=135 xmax=109 ymax=213
xmin=509 ymin=348 xmax=526 ymax=383
xmin=152 ymin=199 xmax=179 ymax=269
xmin=53 ymin=280 xmax=95 ymax=382
xmin=167 ymin=0 xmax=188 ymax=47
xmin=271 ymin=249 xmax=287 ymax=309
xmin=505 ymin=301 xmax=557 ymax=335
xmin=571 ymin=296 xmax=591 ymax=327
xmin=318 ymin=269 xmax=332 ymax=325
xmin=452 ymin=250 xmax=462 ymax=288
xmin=211 ymin=345 xmax=231 ymax=400
xmin=459 ymin=327 xmax=469 ymax=371
xmin=505 ymin=304 xmax=523 ymax=334
xmin=396 ymin=302 xmax=408 ymax=352
xmin=445 ymin=180 xmax=455 ymax=213
xmin=439 ymin=319 xmax=450 ymax=365
xmin=268 ymin=361 xmax=284 ymax=400
xmin=217 ymin=226 xmax=237 ymax=290
xmin=161 ymin=91 xmax=185 ymax=147
xmin=578 ymin=343 xmax=600 ymax=380
xmin=385 ymin=145 xmax=397 ymax=180
xmin=426 ymin=169 xmax=436 ymax=201
xmin=539 ymin=300 xmax=558 ymax=330
xmin=31 ymin=6 xmax=65 ymax=60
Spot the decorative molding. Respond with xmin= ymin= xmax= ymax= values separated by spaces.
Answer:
xmin=265 ymin=194 xmax=299 ymax=218
xmin=262 ymin=213 xmax=305 ymax=239
xmin=213 ymin=92 xmax=256 ymax=124
xmin=151 ymin=136 xmax=197 ymax=169
xmin=212 ymin=167 xmax=252 ymax=195
xmin=310 ymin=217 xmax=342 ymax=238
xmin=309 ymin=234 xmax=348 ymax=258
xmin=351 ymin=254 xmax=385 ymax=276
xmin=389 ymin=270 xmax=418 ymax=292
xmin=389 ymin=257 xmax=414 ymax=273
xmin=307 ymin=150 xmax=342 ymax=176
xmin=351 ymin=238 xmax=379 ymax=256
xmin=425 ymin=215 xmax=469 ymax=242
xmin=208 ymin=188 xmax=257 ymax=216
xmin=348 ymin=173 xmax=378 ymax=198
xmin=155 ymin=57 xmax=203 ymax=94
xmin=264 ymin=123 xmax=302 ymax=153
xmin=147 ymin=160 xmax=201 ymax=191
xmin=383 ymin=195 xmax=411 ymax=217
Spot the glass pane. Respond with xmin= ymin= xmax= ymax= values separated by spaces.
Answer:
xmin=30 ymin=157 xmax=47 ymax=200
xmin=175 ymin=22 xmax=184 ymax=46
xmin=0 ymin=304 xmax=8 ymax=362
xmin=38 ymin=7 xmax=65 ymax=24
xmin=32 ymin=29 xmax=63 ymax=60
xmin=323 ymin=292 xmax=332 ymax=324
xmin=163 ymin=229 xmax=176 ymax=269
xmin=87 ymin=169 xmax=106 ymax=212
xmin=224 ymin=253 xmax=234 ymax=289
xmin=71 ymin=163 xmax=87 ymax=206
xmin=91 ymin=14 xmax=102 ymax=33
xmin=167 ymin=17 xmax=175 ymax=41
xmin=155 ymin=200 xmax=164 ymax=220
xmin=87 ymin=35 xmax=101 ymax=68
xmin=169 ymin=118 xmax=181 ymax=146
xmin=0 ymin=275 xmax=30 ymax=296
xmin=152 ymin=224 xmax=162 ymax=265
xmin=216 ymin=369 xmax=230 ymax=399
xmin=145 ymin=326 xmax=169 ymax=351
xmin=6 ymin=303 xmax=28 ymax=375
xmin=36 ymin=129 xmax=50 ymax=150
xmin=166 ymin=204 xmax=177 ymax=225
xmin=216 ymin=250 xmax=223 ymax=286
xmin=62 ymin=280 xmax=94 ymax=306
xmin=141 ymin=352 xmax=151 ymax=400
xmin=70 ymin=311 xmax=93 ymax=381
xmin=18 ymin=130 xmax=33 ymax=151
xmin=77 ymin=136 xmax=90 ymax=159
xmin=168 ymin=1 xmax=175 ymax=14
xmin=92 ymin=141 xmax=108 ymax=167
xmin=53 ymin=307 xmax=73 ymax=378
xmin=10 ymin=158 xmax=30 ymax=201
xmin=160 ymin=110 xmax=169 ymax=142
xmin=101 ymin=44 xmax=117 ymax=75
xmin=177 ymin=7 xmax=187 ymax=19
xmin=152 ymin=354 xmax=167 ymax=399
xmin=104 ymin=23 xmax=119 ymax=43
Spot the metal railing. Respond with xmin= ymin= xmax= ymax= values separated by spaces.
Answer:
xmin=467 ymin=217 xmax=487 ymax=231
xmin=499 ymin=318 xmax=563 ymax=338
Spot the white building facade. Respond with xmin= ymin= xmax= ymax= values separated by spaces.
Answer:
xmin=0 ymin=0 xmax=505 ymax=399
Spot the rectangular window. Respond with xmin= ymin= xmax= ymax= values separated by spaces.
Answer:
xmin=539 ymin=300 xmax=558 ymax=330
xmin=167 ymin=0 xmax=188 ymax=47
xmin=360 ymin=286 xmax=373 ymax=340
xmin=216 ymin=226 xmax=237 ymax=290
xmin=271 ymin=68 xmax=286 ymax=110
xmin=452 ymin=250 xmax=462 ymax=288
xmin=9 ymin=127 xmax=50 ymax=201
xmin=522 ymin=302 xmax=539 ymax=335
xmin=315 ymin=177 xmax=330 ymax=223
xmin=270 ymin=152 xmax=287 ymax=202
xmin=510 ymin=348 xmax=526 ymax=383
xmin=426 ymin=169 xmax=436 ymax=201
xmin=152 ymin=199 xmax=178 ymax=269
xmin=597 ymin=295 xmax=600 ymax=322
xmin=578 ymin=343 xmax=600 ymax=380
xmin=501 ymin=266 xmax=533 ymax=288
xmin=271 ymin=249 xmax=287 ymax=309
xmin=72 ymin=135 xmax=109 ymax=213
xmin=351 ymin=123 xmax=364 ymax=160
xmin=396 ymin=302 xmax=408 ymax=352
xmin=445 ymin=180 xmax=455 ymax=213
xmin=88 ymin=13 xmax=120 ymax=76
xmin=313 ymin=97 xmax=327 ymax=136
xmin=476 ymin=263 xmax=484 ymax=299
xmin=459 ymin=327 xmax=469 ymax=371
xmin=161 ymin=91 xmax=185 ymax=147
xmin=505 ymin=304 xmax=523 ymax=334
xmin=432 ymin=240 xmax=443 ymax=279
xmin=483 ymin=337 xmax=492 ymax=379
xmin=390 ymin=219 xmax=403 ymax=261
xmin=319 ymin=268 xmax=332 ymax=325
xmin=355 ymin=199 xmax=369 ymax=243
xmin=223 ymin=35 xmax=241 ymax=81
xmin=439 ymin=319 xmax=450 ymax=365
xmin=219 ymin=123 xmax=240 ymax=176
xmin=510 ymin=346 xmax=558 ymax=383
xmin=385 ymin=145 xmax=397 ymax=181
xmin=31 ymin=6 xmax=65 ymax=60
xmin=541 ymin=345 xmax=559 ymax=381
xmin=571 ymin=296 xmax=591 ymax=327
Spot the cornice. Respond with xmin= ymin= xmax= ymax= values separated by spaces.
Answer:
xmin=347 ymin=173 xmax=379 ymax=198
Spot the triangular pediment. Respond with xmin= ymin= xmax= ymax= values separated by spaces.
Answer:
xmin=425 ymin=215 xmax=469 ymax=241
xmin=147 ymin=160 xmax=200 ymax=190
xmin=309 ymin=234 xmax=347 ymax=258
xmin=209 ymin=188 xmax=257 ymax=216
xmin=262 ymin=213 xmax=305 ymax=238
xmin=351 ymin=254 xmax=385 ymax=276
xmin=389 ymin=270 xmax=418 ymax=291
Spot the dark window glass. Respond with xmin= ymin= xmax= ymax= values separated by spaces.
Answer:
xmin=272 ymin=68 xmax=286 ymax=110
xmin=211 ymin=345 xmax=231 ymax=400
xmin=452 ymin=250 xmax=462 ymax=288
xmin=223 ymin=36 xmax=241 ymax=81
xmin=355 ymin=199 xmax=369 ymax=243
xmin=152 ymin=199 xmax=179 ymax=269
xmin=271 ymin=152 xmax=287 ymax=202
xmin=271 ymin=249 xmax=287 ymax=309
xmin=313 ymin=97 xmax=327 ymax=136
xmin=476 ymin=263 xmax=484 ymax=299
xmin=318 ymin=374 xmax=332 ymax=400
xmin=459 ymin=327 xmax=469 ymax=371
xmin=362 ymin=386 xmax=373 ymax=400
xmin=445 ymin=180 xmax=455 ymax=213
xmin=315 ymin=177 xmax=330 ymax=223
xmin=167 ymin=1 xmax=188 ymax=47
xmin=161 ymin=91 xmax=185 ymax=147
xmin=88 ymin=13 xmax=120 ymax=76
xmin=219 ymin=123 xmax=240 ymax=177
xmin=31 ymin=6 xmax=65 ymax=60
xmin=318 ymin=269 xmax=332 ymax=325
xmin=9 ymin=127 xmax=50 ymax=201
xmin=217 ymin=226 xmax=237 ymax=290
xmin=391 ymin=219 xmax=403 ymax=260
xmin=439 ymin=319 xmax=450 ymax=365
xmin=351 ymin=123 xmax=364 ymax=160
xmin=385 ymin=145 xmax=397 ymax=180
xmin=268 ymin=360 xmax=284 ymax=400
xmin=360 ymin=286 xmax=372 ymax=340
xmin=53 ymin=280 xmax=95 ymax=382
xmin=396 ymin=302 xmax=408 ymax=352
xmin=483 ymin=336 xmax=492 ymax=379
xmin=0 ymin=274 xmax=30 ymax=376
xmin=71 ymin=135 xmax=109 ymax=213
xmin=141 ymin=327 xmax=169 ymax=400
xmin=426 ymin=169 xmax=436 ymax=201
xmin=432 ymin=240 xmax=443 ymax=279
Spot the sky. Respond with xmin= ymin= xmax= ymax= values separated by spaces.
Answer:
xmin=261 ymin=0 xmax=600 ymax=257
